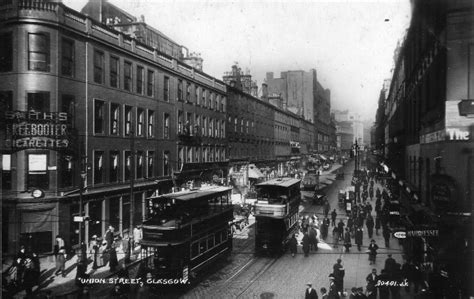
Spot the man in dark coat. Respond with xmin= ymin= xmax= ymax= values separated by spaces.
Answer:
xmin=289 ymin=234 xmax=298 ymax=257
xmin=366 ymin=215 xmax=374 ymax=239
xmin=321 ymin=218 xmax=329 ymax=240
xmin=305 ymin=283 xmax=319 ymax=299
xmin=324 ymin=201 xmax=330 ymax=218
xmin=366 ymin=268 xmax=378 ymax=299
xmin=384 ymin=254 xmax=396 ymax=276
xmin=309 ymin=226 xmax=318 ymax=251
xmin=105 ymin=226 xmax=114 ymax=249
xmin=328 ymin=276 xmax=340 ymax=299
xmin=377 ymin=269 xmax=390 ymax=299
xmin=355 ymin=226 xmax=363 ymax=251
xmin=302 ymin=232 xmax=310 ymax=257
xmin=331 ymin=209 xmax=337 ymax=227
xmin=332 ymin=259 xmax=345 ymax=293
xmin=382 ymin=226 xmax=391 ymax=248
xmin=337 ymin=219 xmax=345 ymax=240
xmin=343 ymin=228 xmax=351 ymax=252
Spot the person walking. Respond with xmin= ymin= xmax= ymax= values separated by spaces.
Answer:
xmin=96 ymin=241 xmax=107 ymax=268
xmin=343 ymin=228 xmax=352 ymax=253
xmin=305 ymin=283 xmax=319 ymax=299
xmin=332 ymin=226 xmax=340 ymax=248
xmin=321 ymin=217 xmax=329 ymax=240
xmin=55 ymin=247 xmax=67 ymax=277
xmin=309 ymin=226 xmax=318 ymax=252
xmin=366 ymin=215 xmax=374 ymax=239
xmin=302 ymin=232 xmax=310 ymax=257
xmin=384 ymin=254 xmax=396 ymax=276
xmin=368 ymin=240 xmax=379 ymax=265
xmin=337 ymin=219 xmax=345 ymax=241
xmin=289 ymin=234 xmax=298 ymax=257
xmin=332 ymin=259 xmax=345 ymax=294
xmin=320 ymin=287 xmax=328 ymax=299
xmin=109 ymin=243 xmax=119 ymax=272
xmin=105 ymin=226 xmax=114 ymax=249
xmin=382 ymin=226 xmax=391 ymax=248
xmin=324 ymin=200 xmax=330 ymax=218
xmin=355 ymin=226 xmax=363 ymax=251
xmin=54 ymin=236 xmax=65 ymax=259
xmin=366 ymin=269 xmax=378 ymax=299
xmin=328 ymin=275 xmax=340 ymax=299
xmin=133 ymin=225 xmax=143 ymax=247
xmin=331 ymin=209 xmax=337 ymax=227
xmin=375 ymin=215 xmax=381 ymax=236
xmin=89 ymin=235 xmax=99 ymax=269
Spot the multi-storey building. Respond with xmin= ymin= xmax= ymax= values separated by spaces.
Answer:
xmin=374 ymin=0 xmax=473 ymax=296
xmin=0 ymin=0 xmax=227 ymax=255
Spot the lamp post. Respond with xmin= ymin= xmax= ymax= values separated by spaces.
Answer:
xmin=78 ymin=169 xmax=86 ymax=244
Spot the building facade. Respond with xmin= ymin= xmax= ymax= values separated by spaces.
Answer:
xmin=373 ymin=0 xmax=473 ymax=296
xmin=0 ymin=0 xmax=227 ymax=255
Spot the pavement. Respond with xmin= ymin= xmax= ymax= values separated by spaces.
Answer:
xmin=2 ymin=246 xmax=142 ymax=298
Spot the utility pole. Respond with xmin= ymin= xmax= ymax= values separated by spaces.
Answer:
xmin=78 ymin=142 xmax=86 ymax=245
xmin=129 ymin=129 xmax=135 ymax=234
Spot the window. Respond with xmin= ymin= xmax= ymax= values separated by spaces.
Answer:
xmin=187 ymin=147 xmax=192 ymax=163
xmin=0 ymin=33 xmax=13 ymax=72
xmin=94 ymin=100 xmax=105 ymax=134
xmin=221 ymin=120 xmax=225 ymax=138
xmin=61 ymin=38 xmax=74 ymax=76
xmin=202 ymin=89 xmax=206 ymax=107
xmin=196 ymin=87 xmax=200 ymax=105
xmin=61 ymin=95 xmax=75 ymax=121
xmin=136 ymin=66 xmax=144 ymax=94
xmin=178 ymin=79 xmax=183 ymax=101
xmin=2 ymin=154 xmax=12 ymax=189
xmin=241 ymin=119 xmax=244 ymax=133
xmin=147 ymin=70 xmax=154 ymax=96
xmin=215 ymin=120 xmax=219 ymax=137
xmin=216 ymin=95 xmax=220 ymax=111
xmin=163 ymin=151 xmax=170 ymax=176
xmin=163 ymin=76 xmax=170 ymax=101
xmin=93 ymin=50 xmax=104 ymax=84
xmin=177 ymin=110 xmax=183 ymax=134
xmin=122 ymin=196 xmax=130 ymax=231
xmin=147 ymin=151 xmax=154 ymax=178
xmin=210 ymin=93 xmax=214 ymax=109
xmin=28 ymin=32 xmax=50 ymax=72
xmin=124 ymin=61 xmax=132 ymax=91
xmin=110 ymin=56 xmax=119 ymax=88
xmin=110 ymin=103 xmax=120 ymax=135
xmin=222 ymin=97 xmax=226 ymax=112
xmin=178 ymin=147 xmax=183 ymax=169
xmin=234 ymin=118 xmax=237 ymax=131
xmin=110 ymin=150 xmax=120 ymax=183
xmin=125 ymin=151 xmax=132 ymax=181
xmin=125 ymin=105 xmax=132 ymax=136
xmin=137 ymin=108 xmax=144 ymax=136
xmin=209 ymin=118 xmax=213 ymax=137
xmin=163 ymin=113 xmax=170 ymax=139
xmin=27 ymin=92 xmax=49 ymax=112
xmin=195 ymin=147 xmax=199 ymax=162
xmin=28 ymin=153 xmax=48 ymax=189
xmin=186 ymin=82 xmax=191 ymax=102
xmin=202 ymin=117 xmax=207 ymax=136
xmin=136 ymin=151 xmax=143 ymax=179
xmin=93 ymin=151 xmax=104 ymax=184
xmin=147 ymin=110 xmax=154 ymax=137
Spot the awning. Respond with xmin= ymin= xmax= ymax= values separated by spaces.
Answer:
xmin=248 ymin=166 xmax=264 ymax=179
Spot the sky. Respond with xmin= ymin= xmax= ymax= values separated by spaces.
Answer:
xmin=64 ymin=0 xmax=412 ymax=121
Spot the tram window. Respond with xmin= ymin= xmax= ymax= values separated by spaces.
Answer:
xmin=221 ymin=231 xmax=228 ymax=242
xmin=215 ymin=232 xmax=221 ymax=244
xmin=207 ymin=236 xmax=215 ymax=249
xmin=191 ymin=242 xmax=199 ymax=258
xmin=199 ymin=240 xmax=207 ymax=254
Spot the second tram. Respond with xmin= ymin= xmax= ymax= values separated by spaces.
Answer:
xmin=137 ymin=186 xmax=233 ymax=285
xmin=254 ymin=178 xmax=301 ymax=255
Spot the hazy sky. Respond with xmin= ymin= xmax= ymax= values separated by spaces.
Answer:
xmin=64 ymin=0 xmax=411 ymax=121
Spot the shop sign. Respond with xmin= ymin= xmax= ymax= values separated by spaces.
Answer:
xmin=393 ymin=231 xmax=406 ymax=239
xmin=446 ymin=128 xmax=470 ymax=141
xmin=432 ymin=183 xmax=451 ymax=203
xmin=406 ymin=229 xmax=439 ymax=237
xmin=4 ymin=110 xmax=72 ymax=151
xmin=420 ymin=129 xmax=444 ymax=144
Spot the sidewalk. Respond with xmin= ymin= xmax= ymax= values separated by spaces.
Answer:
xmin=3 ymin=247 xmax=142 ymax=298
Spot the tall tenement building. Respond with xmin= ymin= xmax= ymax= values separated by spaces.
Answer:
xmin=372 ymin=0 xmax=473 ymax=296
xmin=0 ymin=0 xmax=228 ymax=255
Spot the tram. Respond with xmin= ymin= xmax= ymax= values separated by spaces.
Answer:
xmin=137 ymin=185 xmax=233 ymax=284
xmin=254 ymin=178 xmax=301 ymax=255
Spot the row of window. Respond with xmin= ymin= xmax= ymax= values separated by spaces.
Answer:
xmin=94 ymin=99 xmax=226 ymax=139
xmin=190 ymin=230 xmax=229 ymax=260
xmin=177 ymin=146 xmax=226 ymax=167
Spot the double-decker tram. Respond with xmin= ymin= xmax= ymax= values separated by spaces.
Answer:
xmin=254 ymin=178 xmax=301 ymax=255
xmin=138 ymin=186 xmax=233 ymax=285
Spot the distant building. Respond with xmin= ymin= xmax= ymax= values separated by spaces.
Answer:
xmin=222 ymin=64 xmax=258 ymax=97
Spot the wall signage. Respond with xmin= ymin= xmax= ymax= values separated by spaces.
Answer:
xmin=406 ymin=229 xmax=439 ymax=237
xmin=420 ymin=127 xmax=471 ymax=144
xmin=4 ymin=111 xmax=72 ymax=151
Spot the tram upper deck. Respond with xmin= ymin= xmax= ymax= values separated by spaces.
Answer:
xmin=254 ymin=178 xmax=301 ymax=218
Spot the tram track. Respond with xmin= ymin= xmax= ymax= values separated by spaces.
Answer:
xmin=234 ymin=257 xmax=279 ymax=298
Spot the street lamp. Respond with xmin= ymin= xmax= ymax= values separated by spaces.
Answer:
xmin=353 ymin=140 xmax=360 ymax=174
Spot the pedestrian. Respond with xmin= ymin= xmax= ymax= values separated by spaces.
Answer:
xmin=332 ymin=226 xmax=340 ymax=248
xmin=384 ymin=254 xmax=396 ymax=276
xmin=89 ymin=235 xmax=99 ymax=269
xmin=302 ymin=232 xmax=310 ymax=257
xmin=320 ymin=287 xmax=328 ymax=299
xmin=55 ymin=246 xmax=67 ymax=277
xmin=357 ymin=287 xmax=368 ymax=299
xmin=309 ymin=226 xmax=318 ymax=251
xmin=290 ymin=234 xmax=298 ymax=257
xmin=109 ymin=244 xmax=119 ymax=272
xmin=76 ymin=258 xmax=87 ymax=286
xmin=133 ymin=225 xmax=143 ymax=247
xmin=366 ymin=268 xmax=378 ymax=299
xmin=377 ymin=269 xmax=390 ymax=299
xmin=105 ymin=226 xmax=114 ymax=249
xmin=343 ymin=228 xmax=351 ymax=253
xmin=349 ymin=287 xmax=358 ymax=299
xmin=332 ymin=259 xmax=345 ymax=294
xmin=382 ymin=226 xmax=391 ymax=248
xmin=96 ymin=241 xmax=107 ymax=268
xmin=331 ymin=209 xmax=337 ymax=227
xmin=366 ymin=215 xmax=374 ymax=239
xmin=328 ymin=275 xmax=340 ymax=299
xmin=375 ymin=215 xmax=381 ymax=236
xmin=355 ymin=226 xmax=363 ymax=251
xmin=22 ymin=258 xmax=37 ymax=296
xmin=321 ymin=218 xmax=329 ymax=240
xmin=54 ymin=235 xmax=65 ymax=258
xmin=305 ymin=283 xmax=319 ymax=299
xmin=368 ymin=240 xmax=379 ymax=265
xmin=324 ymin=201 xmax=330 ymax=218
xmin=337 ymin=219 xmax=345 ymax=240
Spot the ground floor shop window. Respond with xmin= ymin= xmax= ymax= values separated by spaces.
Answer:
xmin=88 ymin=201 xmax=102 ymax=240
xmin=109 ymin=197 xmax=120 ymax=231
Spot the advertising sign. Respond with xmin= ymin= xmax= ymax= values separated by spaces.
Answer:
xmin=4 ymin=110 xmax=73 ymax=151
